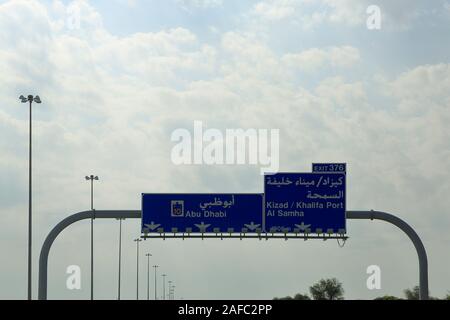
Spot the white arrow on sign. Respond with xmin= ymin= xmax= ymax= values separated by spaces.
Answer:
xmin=244 ymin=222 xmax=261 ymax=231
xmin=194 ymin=222 xmax=211 ymax=233
xmin=294 ymin=222 xmax=311 ymax=231
xmin=144 ymin=222 xmax=161 ymax=231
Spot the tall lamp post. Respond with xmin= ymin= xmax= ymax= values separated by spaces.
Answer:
xmin=134 ymin=238 xmax=142 ymax=300
xmin=117 ymin=218 xmax=125 ymax=300
xmin=171 ymin=285 xmax=176 ymax=300
xmin=168 ymin=280 xmax=172 ymax=300
xmin=153 ymin=265 xmax=159 ymax=300
xmin=162 ymin=274 xmax=167 ymax=300
xmin=85 ymin=174 xmax=99 ymax=300
xmin=146 ymin=253 xmax=152 ymax=300
xmin=19 ymin=94 xmax=41 ymax=300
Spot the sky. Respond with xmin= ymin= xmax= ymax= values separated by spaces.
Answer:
xmin=0 ymin=0 xmax=449 ymax=300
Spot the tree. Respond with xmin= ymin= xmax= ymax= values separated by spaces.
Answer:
xmin=273 ymin=296 xmax=293 ymax=300
xmin=403 ymin=286 xmax=444 ymax=300
xmin=309 ymin=278 xmax=344 ymax=300
xmin=273 ymin=293 xmax=310 ymax=300
xmin=374 ymin=295 xmax=402 ymax=300
xmin=293 ymin=293 xmax=311 ymax=300
xmin=403 ymin=286 xmax=420 ymax=300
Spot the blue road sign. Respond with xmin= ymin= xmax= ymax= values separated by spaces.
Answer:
xmin=142 ymin=193 xmax=263 ymax=234
xmin=312 ymin=163 xmax=346 ymax=173
xmin=264 ymin=173 xmax=346 ymax=234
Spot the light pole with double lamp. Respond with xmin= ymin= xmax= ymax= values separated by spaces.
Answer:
xmin=162 ymin=274 xmax=167 ymax=300
xmin=19 ymin=94 xmax=41 ymax=300
xmin=85 ymin=175 xmax=99 ymax=300
xmin=146 ymin=253 xmax=152 ymax=300
xmin=168 ymin=280 xmax=173 ymax=300
xmin=153 ymin=265 xmax=159 ymax=300
xmin=134 ymin=238 xmax=142 ymax=300
xmin=117 ymin=218 xmax=125 ymax=300
xmin=171 ymin=285 xmax=176 ymax=300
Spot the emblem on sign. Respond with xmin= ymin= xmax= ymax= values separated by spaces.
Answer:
xmin=171 ymin=200 xmax=184 ymax=217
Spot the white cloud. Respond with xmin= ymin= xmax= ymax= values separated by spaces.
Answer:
xmin=252 ymin=0 xmax=449 ymax=29
xmin=388 ymin=63 xmax=450 ymax=104
xmin=253 ymin=0 xmax=296 ymax=21
xmin=282 ymin=46 xmax=361 ymax=72
xmin=0 ymin=0 xmax=449 ymax=300
xmin=176 ymin=0 xmax=223 ymax=10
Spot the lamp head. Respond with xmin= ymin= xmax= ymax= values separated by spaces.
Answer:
xmin=19 ymin=95 xmax=28 ymax=103
xmin=34 ymin=96 xmax=42 ymax=104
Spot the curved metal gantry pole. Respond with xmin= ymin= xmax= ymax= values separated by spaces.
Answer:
xmin=38 ymin=210 xmax=428 ymax=300
xmin=38 ymin=210 xmax=141 ymax=300
xmin=346 ymin=211 xmax=428 ymax=300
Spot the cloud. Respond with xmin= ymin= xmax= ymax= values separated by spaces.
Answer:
xmin=252 ymin=0 xmax=449 ymax=29
xmin=176 ymin=0 xmax=223 ymax=10
xmin=388 ymin=63 xmax=450 ymax=104
xmin=282 ymin=46 xmax=361 ymax=72
xmin=0 ymin=0 xmax=449 ymax=300
xmin=114 ymin=0 xmax=139 ymax=7
xmin=253 ymin=0 xmax=297 ymax=21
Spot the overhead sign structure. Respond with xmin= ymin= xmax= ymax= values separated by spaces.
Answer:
xmin=142 ymin=193 xmax=263 ymax=234
xmin=264 ymin=172 xmax=346 ymax=234
xmin=141 ymin=164 xmax=347 ymax=237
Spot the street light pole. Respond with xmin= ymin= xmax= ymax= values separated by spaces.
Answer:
xmin=168 ymin=280 xmax=172 ymax=300
xmin=146 ymin=253 xmax=152 ymax=300
xmin=85 ymin=175 xmax=98 ymax=300
xmin=153 ymin=265 xmax=159 ymax=300
xmin=117 ymin=218 xmax=124 ymax=300
xmin=19 ymin=94 xmax=41 ymax=300
xmin=162 ymin=274 xmax=167 ymax=300
xmin=134 ymin=238 xmax=142 ymax=300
